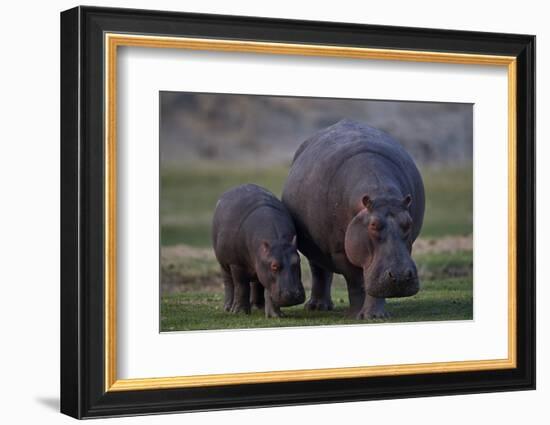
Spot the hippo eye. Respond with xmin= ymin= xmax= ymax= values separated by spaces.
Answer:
xmin=400 ymin=221 xmax=412 ymax=237
xmin=401 ymin=219 xmax=412 ymax=232
xmin=271 ymin=262 xmax=280 ymax=272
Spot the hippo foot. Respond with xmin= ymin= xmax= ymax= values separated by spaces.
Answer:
xmin=355 ymin=306 xmax=390 ymax=320
xmin=223 ymin=302 xmax=232 ymax=312
xmin=251 ymin=302 xmax=265 ymax=311
xmin=305 ymin=298 xmax=334 ymax=311
xmin=265 ymin=307 xmax=284 ymax=318
xmin=230 ymin=302 xmax=251 ymax=314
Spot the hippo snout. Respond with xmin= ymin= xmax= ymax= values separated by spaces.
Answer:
xmin=275 ymin=286 xmax=306 ymax=307
xmin=384 ymin=267 xmax=417 ymax=284
xmin=366 ymin=265 xmax=420 ymax=298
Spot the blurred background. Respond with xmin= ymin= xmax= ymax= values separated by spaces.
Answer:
xmin=161 ymin=92 xmax=472 ymax=167
xmin=159 ymin=92 xmax=473 ymax=330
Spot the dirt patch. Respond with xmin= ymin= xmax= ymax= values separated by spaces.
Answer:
xmin=162 ymin=234 xmax=473 ymax=263
xmin=161 ymin=245 xmax=221 ymax=294
xmin=161 ymin=273 xmax=223 ymax=295
xmin=161 ymin=234 xmax=473 ymax=294
xmin=162 ymin=244 xmax=216 ymax=261
xmin=413 ymin=234 xmax=472 ymax=255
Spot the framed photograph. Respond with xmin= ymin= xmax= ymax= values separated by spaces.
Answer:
xmin=60 ymin=6 xmax=535 ymax=419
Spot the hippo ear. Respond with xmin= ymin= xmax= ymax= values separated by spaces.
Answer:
xmin=403 ymin=194 xmax=412 ymax=209
xmin=361 ymin=195 xmax=374 ymax=212
xmin=344 ymin=213 xmax=370 ymax=267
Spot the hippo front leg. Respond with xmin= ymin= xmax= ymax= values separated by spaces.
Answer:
xmin=343 ymin=269 xmax=367 ymax=317
xmin=229 ymin=266 xmax=251 ymax=314
xmin=264 ymin=288 xmax=283 ymax=318
xmin=356 ymin=296 xmax=389 ymax=319
xmin=344 ymin=269 xmax=388 ymax=319
xmin=250 ymin=281 xmax=265 ymax=310
xmin=305 ymin=261 xmax=334 ymax=311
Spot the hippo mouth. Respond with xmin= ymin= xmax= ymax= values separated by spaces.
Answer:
xmin=366 ymin=277 xmax=420 ymax=298
xmin=273 ymin=289 xmax=306 ymax=307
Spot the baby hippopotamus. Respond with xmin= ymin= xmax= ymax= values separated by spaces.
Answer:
xmin=212 ymin=184 xmax=305 ymax=318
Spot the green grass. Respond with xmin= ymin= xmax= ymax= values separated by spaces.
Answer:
xmin=415 ymin=250 xmax=473 ymax=280
xmin=161 ymin=164 xmax=289 ymax=246
xmin=421 ymin=167 xmax=473 ymax=237
xmin=161 ymin=278 xmax=472 ymax=332
xmin=160 ymin=163 xmax=472 ymax=247
xmin=160 ymin=250 xmax=473 ymax=331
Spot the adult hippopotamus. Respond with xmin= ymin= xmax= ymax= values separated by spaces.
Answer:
xmin=212 ymin=184 xmax=305 ymax=318
xmin=282 ymin=119 xmax=425 ymax=319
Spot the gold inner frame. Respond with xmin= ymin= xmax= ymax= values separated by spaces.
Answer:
xmin=104 ymin=33 xmax=517 ymax=392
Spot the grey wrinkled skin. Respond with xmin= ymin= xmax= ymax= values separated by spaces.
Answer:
xmin=212 ymin=184 xmax=306 ymax=318
xmin=282 ymin=119 xmax=425 ymax=319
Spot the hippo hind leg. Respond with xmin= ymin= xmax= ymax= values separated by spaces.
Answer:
xmin=221 ymin=266 xmax=234 ymax=312
xmin=305 ymin=261 xmax=334 ymax=311
xmin=250 ymin=281 xmax=265 ymax=310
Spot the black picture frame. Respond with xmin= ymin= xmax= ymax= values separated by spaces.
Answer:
xmin=60 ymin=5 xmax=535 ymax=419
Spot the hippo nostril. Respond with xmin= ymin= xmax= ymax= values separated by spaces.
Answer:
xmin=405 ymin=269 xmax=414 ymax=281
xmin=388 ymin=271 xmax=395 ymax=281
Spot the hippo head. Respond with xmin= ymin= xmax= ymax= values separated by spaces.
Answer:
xmin=344 ymin=194 xmax=420 ymax=298
xmin=256 ymin=236 xmax=306 ymax=307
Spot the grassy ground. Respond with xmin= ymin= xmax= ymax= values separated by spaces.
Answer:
xmin=161 ymin=163 xmax=472 ymax=247
xmin=160 ymin=249 xmax=473 ymax=331
xmin=160 ymin=163 xmax=473 ymax=332
xmin=161 ymin=278 xmax=472 ymax=331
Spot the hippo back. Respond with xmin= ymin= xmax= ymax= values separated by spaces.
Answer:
xmin=212 ymin=184 xmax=292 ymax=262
